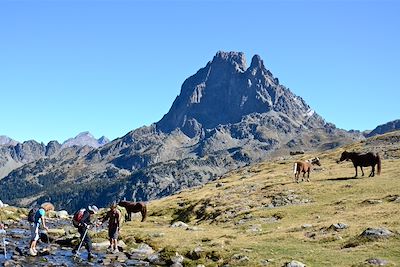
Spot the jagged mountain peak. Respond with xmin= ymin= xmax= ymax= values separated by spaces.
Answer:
xmin=212 ymin=51 xmax=247 ymax=72
xmin=157 ymin=51 xmax=320 ymax=137
xmin=62 ymin=131 xmax=109 ymax=149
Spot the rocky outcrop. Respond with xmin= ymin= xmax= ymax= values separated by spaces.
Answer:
xmin=0 ymin=135 xmax=18 ymax=146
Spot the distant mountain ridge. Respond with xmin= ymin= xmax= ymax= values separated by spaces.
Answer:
xmin=365 ymin=119 xmax=400 ymax=137
xmin=62 ymin=131 xmax=110 ymax=149
xmin=0 ymin=131 xmax=109 ymax=179
xmin=0 ymin=51 xmax=364 ymax=212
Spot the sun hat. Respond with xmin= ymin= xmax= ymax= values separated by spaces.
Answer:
xmin=88 ymin=205 xmax=99 ymax=214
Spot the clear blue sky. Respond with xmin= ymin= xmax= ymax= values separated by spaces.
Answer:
xmin=1 ymin=0 xmax=399 ymax=143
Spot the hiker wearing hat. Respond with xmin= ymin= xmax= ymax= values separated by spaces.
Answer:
xmin=29 ymin=203 xmax=53 ymax=256
xmin=99 ymin=202 xmax=121 ymax=253
xmin=72 ymin=205 xmax=98 ymax=260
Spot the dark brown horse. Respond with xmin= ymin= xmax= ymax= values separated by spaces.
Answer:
xmin=118 ymin=201 xmax=147 ymax=222
xmin=338 ymin=151 xmax=381 ymax=177
xmin=293 ymin=157 xmax=321 ymax=183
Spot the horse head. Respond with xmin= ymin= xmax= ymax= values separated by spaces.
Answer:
xmin=338 ymin=151 xmax=349 ymax=163
xmin=311 ymin=157 xmax=321 ymax=166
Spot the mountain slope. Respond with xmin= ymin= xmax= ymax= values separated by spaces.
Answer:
xmin=120 ymin=131 xmax=400 ymax=266
xmin=157 ymin=51 xmax=323 ymax=137
xmin=365 ymin=119 xmax=400 ymax=137
xmin=0 ymin=51 xmax=363 ymax=212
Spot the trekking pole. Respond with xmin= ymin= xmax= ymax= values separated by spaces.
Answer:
xmin=74 ymin=227 xmax=89 ymax=259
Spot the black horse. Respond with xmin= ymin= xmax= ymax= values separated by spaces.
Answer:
xmin=338 ymin=151 xmax=381 ymax=177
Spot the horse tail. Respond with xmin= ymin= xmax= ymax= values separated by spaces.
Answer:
xmin=141 ymin=204 xmax=147 ymax=222
xmin=377 ymin=153 xmax=381 ymax=175
xmin=293 ymin=162 xmax=297 ymax=174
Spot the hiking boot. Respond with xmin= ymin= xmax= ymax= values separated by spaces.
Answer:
xmin=72 ymin=249 xmax=77 ymax=255
xmin=112 ymin=248 xmax=119 ymax=254
xmin=33 ymin=247 xmax=38 ymax=254
xmin=29 ymin=248 xmax=37 ymax=256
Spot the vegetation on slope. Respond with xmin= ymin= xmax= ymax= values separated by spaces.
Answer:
xmin=118 ymin=131 xmax=400 ymax=266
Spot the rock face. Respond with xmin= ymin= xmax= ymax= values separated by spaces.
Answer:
xmin=62 ymin=131 xmax=110 ymax=149
xmin=0 ymin=139 xmax=62 ymax=179
xmin=0 ymin=51 xmax=363 ymax=212
xmin=0 ymin=132 xmax=108 ymax=180
xmin=157 ymin=51 xmax=322 ymax=137
xmin=366 ymin=119 xmax=400 ymax=137
xmin=0 ymin=135 xmax=18 ymax=146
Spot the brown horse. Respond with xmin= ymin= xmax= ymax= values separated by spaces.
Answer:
xmin=293 ymin=157 xmax=321 ymax=183
xmin=338 ymin=151 xmax=381 ymax=177
xmin=118 ymin=201 xmax=147 ymax=222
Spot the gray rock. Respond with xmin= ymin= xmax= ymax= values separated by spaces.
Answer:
xmin=171 ymin=221 xmax=189 ymax=229
xmin=360 ymin=228 xmax=393 ymax=239
xmin=301 ymin=224 xmax=313 ymax=229
xmin=56 ymin=210 xmax=69 ymax=219
xmin=283 ymin=260 xmax=306 ymax=267
xmin=328 ymin=223 xmax=348 ymax=231
xmin=366 ymin=258 xmax=389 ymax=265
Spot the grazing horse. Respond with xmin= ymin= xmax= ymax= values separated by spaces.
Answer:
xmin=118 ymin=201 xmax=147 ymax=222
xmin=293 ymin=157 xmax=321 ymax=183
xmin=338 ymin=151 xmax=381 ymax=177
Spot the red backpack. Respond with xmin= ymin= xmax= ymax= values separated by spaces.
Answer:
xmin=72 ymin=208 xmax=85 ymax=227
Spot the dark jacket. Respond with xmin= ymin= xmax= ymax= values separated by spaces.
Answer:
xmin=79 ymin=210 xmax=93 ymax=228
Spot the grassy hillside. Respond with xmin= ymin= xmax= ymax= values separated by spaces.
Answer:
xmin=119 ymin=132 xmax=400 ymax=266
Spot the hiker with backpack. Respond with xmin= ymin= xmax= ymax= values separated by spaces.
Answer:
xmin=72 ymin=205 xmax=99 ymax=260
xmin=28 ymin=203 xmax=54 ymax=256
xmin=99 ymin=202 xmax=121 ymax=253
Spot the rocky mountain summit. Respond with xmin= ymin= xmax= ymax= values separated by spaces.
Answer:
xmin=157 ymin=51 xmax=323 ymax=137
xmin=0 ymin=135 xmax=18 ymax=146
xmin=0 ymin=51 xmax=363 ymax=212
xmin=62 ymin=131 xmax=110 ymax=149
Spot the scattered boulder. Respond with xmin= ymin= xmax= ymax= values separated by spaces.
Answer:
xmin=171 ymin=221 xmax=189 ymax=229
xmin=365 ymin=258 xmax=389 ymax=266
xmin=362 ymin=199 xmax=383 ymax=205
xmin=328 ymin=223 xmax=348 ymax=231
xmin=56 ymin=210 xmax=69 ymax=219
xmin=301 ymin=224 xmax=313 ymax=229
xmin=129 ymin=243 xmax=154 ymax=260
xmin=283 ymin=260 xmax=306 ymax=267
xmin=0 ymin=200 xmax=3 ymax=207
xmin=360 ymin=228 xmax=393 ymax=240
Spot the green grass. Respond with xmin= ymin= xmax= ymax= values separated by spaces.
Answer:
xmin=118 ymin=132 xmax=400 ymax=266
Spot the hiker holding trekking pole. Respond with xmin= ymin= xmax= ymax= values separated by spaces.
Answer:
xmin=28 ymin=203 xmax=54 ymax=256
xmin=72 ymin=205 xmax=99 ymax=260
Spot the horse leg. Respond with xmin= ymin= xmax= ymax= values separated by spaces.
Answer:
xmin=306 ymin=169 xmax=310 ymax=182
xmin=353 ymin=166 xmax=358 ymax=177
xmin=360 ymin=166 xmax=364 ymax=176
xmin=370 ymin=165 xmax=375 ymax=177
